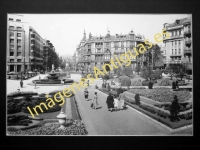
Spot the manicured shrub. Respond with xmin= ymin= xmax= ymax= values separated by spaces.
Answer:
xmin=170 ymin=95 xmax=181 ymax=121
xmin=159 ymin=78 xmax=171 ymax=86
xmin=135 ymin=94 xmax=141 ymax=105
xmin=131 ymin=79 xmax=142 ymax=86
xmin=120 ymin=66 xmax=133 ymax=77
xmin=142 ymin=80 xmax=150 ymax=86
xmin=152 ymin=68 xmax=162 ymax=79
xmin=119 ymin=76 xmax=131 ymax=86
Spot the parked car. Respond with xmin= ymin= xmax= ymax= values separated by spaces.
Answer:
xmin=7 ymin=72 xmax=20 ymax=79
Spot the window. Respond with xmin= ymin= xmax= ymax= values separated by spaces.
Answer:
xmin=10 ymin=32 xmax=14 ymax=37
xmin=9 ymin=18 xmax=13 ymax=21
xmin=179 ymin=30 xmax=181 ymax=35
xmin=16 ymin=19 xmax=21 ymax=22
xmin=172 ymin=31 xmax=174 ymax=36
xmin=165 ymin=50 xmax=166 ymax=55
xmin=10 ymin=59 xmax=14 ymax=62
xmin=10 ymin=39 xmax=14 ymax=43
xmin=17 ymin=52 xmax=21 ymax=56
xmin=175 ymin=31 xmax=177 ymax=36
xmin=172 ymin=49 xmax=173 ymax=54
xmin=10 ymin=45 xmax=14 ymax=49
xmin=17 ymin=27 xmax=22 ymax=30
xmin=17 ymin=33 xmax=21 ymax=37
xmin=17 ymin=59 xmax=21 ymax=62
xmin=179 ymin=49 xmax=181 ymax=54
xmin=17 ymin=46 xmax=21 ymax=51
xmin=172 ymin=41 xmax=173 ymax=46
xmin=9 ymin=26 xmax=14 ymax=30
xmin=179 ymin=40 xmax=181 ymax=45
xmin=175 ymin=49 xmax=177 ymax=54
xmin=175 ymin=41 xmax=177 ymax=45
xmin=17 ymin=39 xmax=21 ymax=44
xmin=10 ymin=52 xmax=14 ymax=56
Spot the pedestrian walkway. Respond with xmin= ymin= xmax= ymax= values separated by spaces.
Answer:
xmin=75 ymin=79 xmax=171 ymax=135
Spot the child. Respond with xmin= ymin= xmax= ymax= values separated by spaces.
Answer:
xmin=84 ymin=88 xmax=89 ymax=101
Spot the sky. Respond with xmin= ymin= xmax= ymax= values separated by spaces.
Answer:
xmin=22 ymin=14 xmax=190 ymax=57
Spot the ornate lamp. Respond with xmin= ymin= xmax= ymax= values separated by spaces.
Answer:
xmin=57 ymin=107 xmax=67 ymax=129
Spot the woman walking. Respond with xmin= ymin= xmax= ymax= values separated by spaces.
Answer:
xmin=93 ymin=92 xmax=99 ymax=110
xmin=118 ymin=93 xmax=125 ymax=110
xmin=84 ymin=88 xmax=89 ymax=101
xmin=106 ymin=92 xmax=114 ymax=112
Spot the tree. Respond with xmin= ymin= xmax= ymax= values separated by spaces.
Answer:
xmin=120 ymin=66 xmax=133 ymax=77
xmin=135 ymin=65 xmax=141 ymax=75
xmin=166 ymin=65 xmax=179 ymax=80
xmin=140 ymin=65 xmax=154 ymax=80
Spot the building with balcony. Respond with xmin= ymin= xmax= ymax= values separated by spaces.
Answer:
xmin=7 ymin=14 xmax=30 ymax=72
xmin=162 ymin=15 xmax=192 ymax=73
xmin=29 ymin=26 xmax=44 ymax=71
xmin=76 ymin=29 xmax=146 ymax=73
xmin=7 ymin=14 xmax=55 ymax=73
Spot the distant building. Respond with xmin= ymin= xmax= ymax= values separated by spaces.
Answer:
xmin=76 ymin=29 xmax=147 ymax=73
xmin=162 ymin=15 xmax=192 ymax=73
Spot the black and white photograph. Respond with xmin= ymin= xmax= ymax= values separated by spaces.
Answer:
xmin=6 ymin=13 xmax=193 ymax=136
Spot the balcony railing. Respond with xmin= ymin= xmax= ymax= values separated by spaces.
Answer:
xmin=184 ymin=47 xmax=192 ymax=54
xmin=185 ymin=38 xmax=191 ymax=45
xmin=184 ymin=29 xmax=191 ymax=35
xmin=163 ymin=34 xmax=183 ymax=40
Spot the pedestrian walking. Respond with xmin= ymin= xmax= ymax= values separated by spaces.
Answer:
xmin=20 ymin=80 xmax=23 ymax=88
xmin=92 ymin=92 xmax=99 ymax=110
xmin=118 ymin=93 xmax=125 ymax=110
xmin=39 ymin=75 xmax=41 ymax=80
xmin=106 ymin=92 xmax=114 ymax=112
xmin=114 ymin=98 xmax=119 ymax=111
xmin=84 ymin=88 xmax=89 ymax=101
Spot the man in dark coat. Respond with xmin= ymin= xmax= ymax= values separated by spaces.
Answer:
xmin=20 ymin=80 xmax=23 ymax=88
xmin=106 ymin=92 xmax=114 ymax=112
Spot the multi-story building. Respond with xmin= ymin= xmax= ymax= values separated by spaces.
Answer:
xmin=29 ymin=26 xmax=44 ymax=71
xmin=162 ymin=15 xmax=192 ymax=73
xmin=43 ymin=39 xmax=50 ymax=72
xmin=7 ymin=14 xmax=56 ymax=73
xmin=7 ymin=14 xmax=30 ymax=72
xmin=76 ymin=29 xmax=146 ymax=73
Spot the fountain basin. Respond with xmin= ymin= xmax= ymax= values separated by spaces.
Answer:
xmin=33 ymin=79 xmax=73 ymax=84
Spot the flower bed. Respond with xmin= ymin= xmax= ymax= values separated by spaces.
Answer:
xmin=7 ymin=119 xmax=88 ymax=135
xmin=7 ymin=91 xmax=38 ymax=97
xmin=124 ymin=99 xmax=192 ymax=129
xmin=128 ymin=89 xmax=192 ymax=103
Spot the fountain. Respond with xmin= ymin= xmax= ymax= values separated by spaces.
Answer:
xmin=32 ymin=71 xmax=73 ymax=84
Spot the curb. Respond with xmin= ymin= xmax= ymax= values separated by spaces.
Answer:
xmin=75 ymin=93 xmax=97 ymax=135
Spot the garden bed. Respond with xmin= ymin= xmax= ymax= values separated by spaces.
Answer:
xmin=127 ymin=89 xmax=192 ymax=103
xmin=124 ymin=100 xmax=192 ymax=129
xmin=98 ymin=88 xmax=192 ymax=130
xmin=7 ymin=119 xmax=88 ymax=135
